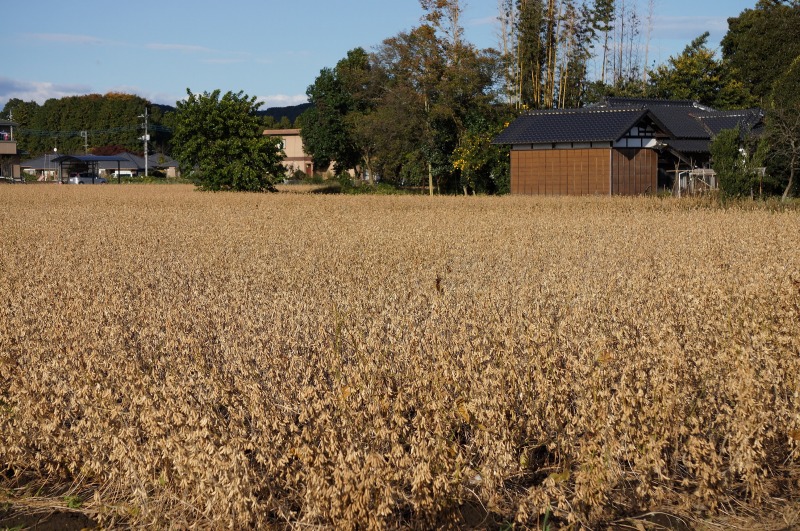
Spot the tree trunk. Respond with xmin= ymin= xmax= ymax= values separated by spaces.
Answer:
xmin=618 ymin=3 xmax=624 ymax=85
xmin=365 ymin=152 xmax=374 ymax=186
xmin=782 ymin=149 xmax=796 ymax=202
xmin=544 ymin=0 xmax=559 ymax=108
xmin=642 ymin=0 xmax=654 ymax=86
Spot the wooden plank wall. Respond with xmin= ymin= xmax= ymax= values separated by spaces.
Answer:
xmin=587 ymin=150 xmax=609 ymax=195
xmin=511 ymin=148 xmax=658 ymax=195
xmin=511 ymin=148 xmax=611 ymax=195
xmin=611 ymin=148 xmax=657 ymax=195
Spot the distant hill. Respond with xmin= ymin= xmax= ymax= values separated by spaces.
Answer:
xmin=151 ymin=102 xmax=311 ymax=125
xmin=257 ymin=103 xmax=311 ymax=124
xmin=152 ymin=103 xmax=176 ymax=114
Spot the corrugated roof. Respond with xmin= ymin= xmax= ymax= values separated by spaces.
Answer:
xmin=493 ymin=108 xmax=660 ymax=144
xmin=52 ymin=154 xmax=129 ymax=163
xmin=22 ymin=152 xmax=178 ymax=170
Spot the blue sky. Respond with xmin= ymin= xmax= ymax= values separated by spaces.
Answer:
xmin=1 ymin=0 xmax=758 ymax=110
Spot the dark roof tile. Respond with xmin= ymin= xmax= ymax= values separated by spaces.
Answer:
xmin=693 ymin=109 xmax=765 ymax=136
xmin=494 ymin=98 xmax=765 ymax=157
xmin=493 ymin=108 xmax=657 ymax=144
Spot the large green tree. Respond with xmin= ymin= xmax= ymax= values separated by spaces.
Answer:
xmin=339 ymin=49 xmax=383 ymax=184
xmin=299 ymin=48 xmax=375 ymax=180
xmin=370 ymin=23 xmax=498 ymax=193
xmin=721 ymin=0 xmax=800 ymax=104
xmin=766 ymin=55 xmax=800 ymax=200
xmin=171 ymin=89 xmax=285 ymax=192
xmin=375 ymin=25 xmax=448 ymax=192
xmin=647 ymin=32 xmax=749 ymax=108
xmin=298 ymin=67 xmax=354 ymax=175
xmin=710 ymin=126 xmax=757 ymax=197
xmin=451 ymin=116 xmax=511 ymax=194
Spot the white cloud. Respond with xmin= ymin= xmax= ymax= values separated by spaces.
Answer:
xmin=0 ymin=77 xmax=185 ymax=109
xmin=202 ymin=58 xmax=247 ymax=65
xmin=146 ymin=43 xmax=214 ymax=54
xmin=651 ymin=15 xmax=729 ymax=41
xmin=0 ymin=77 xmax=93 ymax=107
xmin=467 ymin=15 xmax=497 ymax=28
xmin=24 ymin=33 xmax=106 ymax=45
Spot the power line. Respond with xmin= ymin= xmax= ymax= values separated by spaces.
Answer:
xmin=18 ymin=124 xmax=172 ymax=137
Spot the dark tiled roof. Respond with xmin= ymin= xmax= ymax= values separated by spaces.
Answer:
xmin=495 ymin=98 xmax=765 ymax=157
xmin=650 ymin=107 xmax=711 ymax=139
xmin=693 ymin=109 xmax=765 ymax=136
xmin=603 ymin=97 xmax=699 ymax=108
xmin=602 ymin=98 xmax=769 ymax=140
xmin=602 ymin=97 xmax=717 ymax=139
xmin=662 ymin=139 xmax=710 ymax=153
xmin=493 ymin=108 xmax=659 ymax=144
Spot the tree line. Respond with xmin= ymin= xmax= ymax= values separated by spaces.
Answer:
xmin=0 ymin=92 xmax=304 ymax=159
xmin=1 ymin=93 xmax=174 ymax=157
xmin=298 ymin=0 xmax=800 ymax=197
xmin=3 ymin=0 xmax=799 ymax=196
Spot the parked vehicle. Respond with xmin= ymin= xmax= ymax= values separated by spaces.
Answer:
xmin=68 ymin=172 xmax=107 ymax=184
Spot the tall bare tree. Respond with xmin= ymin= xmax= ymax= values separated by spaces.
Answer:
xmin=497 ymin=0 xmax=518 ymax=104
xmin=592 ymin=0 xmax=615 ymax=84
xmin=642 ymin=0 xmax=655 ymax=85
xmin=420 ymin=0 xmax=466 ymax=56
xmin=543 ymin=0 xmax=561 ymax=108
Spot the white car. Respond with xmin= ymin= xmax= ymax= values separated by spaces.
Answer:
xmin=68 ymin=172 xmax=107 ymax=184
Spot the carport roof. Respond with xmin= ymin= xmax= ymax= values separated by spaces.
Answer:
xmin=52 ymin=154 xmax=129 ymax=163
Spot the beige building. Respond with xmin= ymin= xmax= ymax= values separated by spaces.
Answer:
xmin=263 ymin=129 xmax=314 ymax=177
xmin=0 ymin=120 xmax=22 ymax=181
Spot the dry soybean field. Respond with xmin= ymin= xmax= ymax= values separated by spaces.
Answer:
xmin=1 ymin=185 xmax=799 ymax=529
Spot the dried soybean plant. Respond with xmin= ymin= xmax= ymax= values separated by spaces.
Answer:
xmin=1 ymin=185 xmax=799 ymax=528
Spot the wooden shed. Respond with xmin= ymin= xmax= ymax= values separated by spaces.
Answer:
xmin=496 ymin=108 xmax=671 ymax=196
xmin=495 ymin=99 xmax=765 ymax=196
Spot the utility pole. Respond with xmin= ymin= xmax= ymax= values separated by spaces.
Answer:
xmin=81 ymin=130 xmax=88 ymax=154
xmin=140 ymin=107 xmax=149 ymax=177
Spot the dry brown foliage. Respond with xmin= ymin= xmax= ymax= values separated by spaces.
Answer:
xmin=1 ymin=185 xmax=798 ymax=529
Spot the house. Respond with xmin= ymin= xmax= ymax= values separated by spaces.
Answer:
xmin=21 ymin=151 xmax=179 ymax=180
xmin=0 ymin=120 xmax=22 ymax=182
xmin=263 ymin=129 xmax=315 ymax=177
xmin=494 ymin=98 xmax=765 ymax=196
xmin=88 ymin=151 xmax=179 ymax=178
